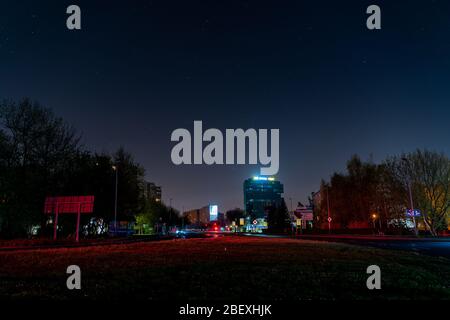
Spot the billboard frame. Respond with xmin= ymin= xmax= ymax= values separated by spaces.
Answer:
xmin=44 ymin=196 xmax=94 ymax=242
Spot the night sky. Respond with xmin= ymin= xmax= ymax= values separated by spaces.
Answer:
xmin=1 ymin=0 xmax=449 ymax=212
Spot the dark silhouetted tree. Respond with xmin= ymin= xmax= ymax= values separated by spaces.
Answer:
xmin=0 ymin=98 xmax=80 ymax=237
xmin=267 ymin=199 xmax=290 ymax=233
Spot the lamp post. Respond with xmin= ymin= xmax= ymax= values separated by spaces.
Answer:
xmin=169 ymin=198 xmax=173 ymax=228
xmin=371 ymin=213 xmax=377 ymax=232
xmin=326 ymin=186 xmax=331 ymax=233
xmin=288 ymin=197 xmax=294 ymax=235
xmin=401 ymin=157 xmax=418 ymax=236
xmin=182 ymin=205 xmax=185 ymax=230
xmin=112 ymin=165 xmax=118 ymax=234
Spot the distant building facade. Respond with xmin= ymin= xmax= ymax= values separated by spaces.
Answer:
xmin=145 ymin=182 xmax=161 ymax=202
xmin=244 ymin=176 xmax=284 ymax=230
xmin=183 ymin=205 xmax=219 ymax=228
xmin=294 ymin=205 xmax=314 ymax=230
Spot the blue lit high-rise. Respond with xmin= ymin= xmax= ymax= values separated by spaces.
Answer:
xmin=243 ymin=176 xmax=284 ymax=231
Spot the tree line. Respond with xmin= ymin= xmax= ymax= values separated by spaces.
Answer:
xmin=2 ymin=99 xmax=448 ymax=238
xmin=315 ymin=152 xmax=450 ymax=236
xmin=0 ymin=98 xmax=178 ymax=238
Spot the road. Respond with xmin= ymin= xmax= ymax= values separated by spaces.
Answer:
xmin=2 ymin=231 xmax=449 ymax=259
xmin=179 ymin=231 xmax=450 ymax=259
xmin=175 ymin=231 xmax=450 ymax=259
xmin=292 ymin=234 xmax=450 ymax=259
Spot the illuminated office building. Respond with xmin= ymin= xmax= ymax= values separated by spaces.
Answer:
xmin=243 ymin=176 xmax=284 ymax=230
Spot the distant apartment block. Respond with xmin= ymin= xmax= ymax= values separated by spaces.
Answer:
xmin=145 ymin=182 xmax=162 ymax=202
xmin=183 ymin=205 xmax=219 ymax=228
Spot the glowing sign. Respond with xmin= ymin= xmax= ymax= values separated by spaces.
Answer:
xmin=252 ymin=176 xmax=275 ymax=181
xmin=209 ymin=205 xmax=218 ymax=221
xmin=253 ymin=176 xmax=266 ymax=180
xmin=406 ymin=209 xmax=421 ymax=217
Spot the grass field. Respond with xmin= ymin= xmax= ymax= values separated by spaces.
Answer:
xmin=0 ymin=236 xmax=449 ymax=300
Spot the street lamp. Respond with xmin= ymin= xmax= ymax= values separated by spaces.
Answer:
xmin=326 ymin=186 xmax=331 ymax=234
xmin=288 ymin=197 xmax=294 ymax=235
xmin=401 ymin=157 xmax=418 ymax=236
xmin=169 ymin=198 xmax=173 ymax=227
xmin=371 ymin=213 xmax=377 ymax=230
xmin=181 ymin=205 xmax=185 ymax=230
xmin=112 ymin=165 xmax=118 ymax=234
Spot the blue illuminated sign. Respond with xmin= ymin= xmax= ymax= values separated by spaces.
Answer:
xmin=209 ymin=205 xmax=218 ymax=221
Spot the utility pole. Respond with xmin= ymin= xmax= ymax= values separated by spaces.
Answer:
xmin=182 ymin=206 xmax=185 ymax=230
xmin=288 ymin=197 xmax=294 ymax=235
xmin=326 ymin=186 xmax=331 ymax=233
xmin=402 ymin=157 xmax=418 ymax=236
xmin=407 ymin=179 xmax=418 ymax=235
xmin=169 ymin=198 xmax=173 ymax=229
xmin=112 ymin=165 xmax=118 ymax=234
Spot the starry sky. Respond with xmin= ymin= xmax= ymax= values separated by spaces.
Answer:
xmin=1 ymin=0 xmax=450 ymax=213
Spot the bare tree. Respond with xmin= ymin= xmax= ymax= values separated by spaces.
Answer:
xmin=387 ymin=150 xmax=450 ymax=236
xmin=0 ymin=98 xmax=81 ymax=236
xmin=0 ymin=98 xmax=80 ymax=169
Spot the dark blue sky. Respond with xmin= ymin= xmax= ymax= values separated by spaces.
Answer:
xmin=1 ymin=0 xmax=449 ymax=212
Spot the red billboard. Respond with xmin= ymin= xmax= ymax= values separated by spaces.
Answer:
xmin=44 ymin=196 xmax=94 ymax=214
xmin=44 ymin=196 xmax=95 ymax=241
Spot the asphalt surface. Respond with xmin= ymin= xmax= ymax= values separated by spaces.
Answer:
xmin=293 ymin=235 xmax=450 ymax=259
xmin=180 ymin=232 xmax=450 ymax=259
xmin=188 ymin=231 xmax=450 ymax=259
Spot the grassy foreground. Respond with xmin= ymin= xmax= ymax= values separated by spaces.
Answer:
xmin=0 ymin=236 xmax=449 ymax=300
